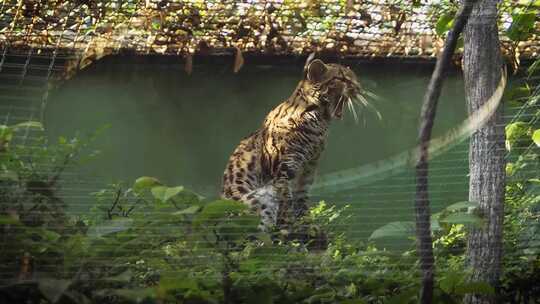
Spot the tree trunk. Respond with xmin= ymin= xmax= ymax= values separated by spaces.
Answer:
xmin=463 ymin=1 xmax=505 ymax=303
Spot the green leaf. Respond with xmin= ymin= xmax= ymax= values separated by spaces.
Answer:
xmin=103 ymin=270 xmax=134 ymax=283
xmin=246 ymin=286 xmax=273 ymax=304
xmin=0 ymin=215 xmax=20 ymax=225
xmin=12 ymin=121 xmax=44 ymax=131
xmin=110 ymin=288 xmax=155 ymax=302
xmin=0 ymin=125 xmax=13 ymax=142
xmin=217 ymin=215 xmax=260 ymax=240
xmin=435 ymin=11 xmax=455 ymax=35
xmin=175 ymin=189 xmax=203 ymax=204
xmin=507 ymin=12 xmax=536 ymax=41
xmin=254 ymin=232 xmax=273 ymax=244
xmin=232 ymin=214 xmax=260 ymax=230
xmin=431 ymin=213 xmax=442 ymax=232
xmin=63 ymin=233 xmax=90 ymax=269
xmin=0 ymin=170 xmax=18 ymax=182
xmin=158 ymin=273 xmax=198 ymax=292
xmin=340 ymin=298 xmax=367 ymax=304
xmin=38 ymin=278 xmax=72 ymax=303
xmin=505 ymin=122 xmax=530 ymax=151
xmin=304 ymin=286 xmax=336 ymax=303
xmin=151 ymin=186 xmax=183 ymax=202
xmin=532 ymin=129 xmax=540 ymax=147
xmin=455 ymin=281 xmax=495 ymax=295
xmin=438 ymin=271 xmax=463 ymax=293
xmin=506 ymin=122 xmax=529 ymax=139
xmin=504 ymin=84 xmax=531 ymax=103
xmin=444 ymin=201 xmax=479 ymax=212
xmin=456 ymin=36 xmax=464 ymax=49
xmin=151 ymin=21 xmax=161 ymax=30
xmin=439 ymin=212 xmax=484 ymax=227
xmin=62 ymin=290 xmax=91 ymax=304
xmin=87 ymin=218 xmax=133 ymax=238
xmin=173 ymin=205 xmax=201 ymax=215
xmin=528 ymin=59 xmax=540 ymax=76
xmin=41 ymin=229 xmax=61 ymax=242
xmin=369 ymin=221 xmax=415 ymax=240
xmin=386 ymin=288 xmax=416 ymax=304
xmin=243 ymin=246 xmax=289 ymax=268
xmin=133 ymin=176 xmax=161 ymax=192
xmin=194 ymin=200 xmax=247 ymax=226
xmin=506 ymin=162 xmax=525 ymax=177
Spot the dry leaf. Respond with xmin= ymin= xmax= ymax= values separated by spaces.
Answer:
xmin=346 ymin=0 xmax=354 ymax=13
xmin=79 ymin=46 xmax=112 ymax=71
xmin=62 ymin=59 xmax=79 ymax=80
xmin=185 ymin=53 xmax=193 ymax=75
xmin=18 ymin=252 xmax=32 ymax=281
xmin=233 ymin=47 xmax=244 ymax=73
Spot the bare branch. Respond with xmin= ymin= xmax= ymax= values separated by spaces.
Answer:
xmin=107 ymin=188 xmax=122 ymax=220
xmin=415 ymin=1 xmax=477 ymax=303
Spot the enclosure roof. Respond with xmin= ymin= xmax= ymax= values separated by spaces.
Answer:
xmin=1 ymin=0 xmax=539 ymax=62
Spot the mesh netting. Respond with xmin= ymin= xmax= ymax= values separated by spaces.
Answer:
xmin=1 ymin=0 xmax=539 ymax=60
xmin=1 ymin=1 xmax=540 ymax=303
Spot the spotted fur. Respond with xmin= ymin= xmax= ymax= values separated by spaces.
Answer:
xmin=221 ymin=58 xmax=365 ymax=230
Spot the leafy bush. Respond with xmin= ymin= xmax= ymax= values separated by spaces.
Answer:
xmin=499 ymin=61 xmax=540 ymax=303
xmin=1 ymin=127 xmax=422 ymax=303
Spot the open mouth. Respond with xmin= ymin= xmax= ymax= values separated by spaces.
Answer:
xmin=332 ymin=93 xmax=357 ymax=121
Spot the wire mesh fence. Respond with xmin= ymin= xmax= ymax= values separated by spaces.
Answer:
xmin=2 ymin=65 xmax=539 ymax=302
xmin=1 ymin=1 xmax=540 ymax=303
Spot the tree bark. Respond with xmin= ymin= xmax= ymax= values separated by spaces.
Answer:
xmin=463 ymin=1 xmax=505 ymax=303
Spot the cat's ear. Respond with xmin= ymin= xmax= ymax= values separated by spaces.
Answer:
xmin=306 ymin=59 xmax=328 ymax=83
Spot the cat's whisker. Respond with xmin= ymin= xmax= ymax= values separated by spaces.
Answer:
xmin=332 ymin=96 xmax=343 ymax=118
xmin=356 ymin=93 xmax=369 ymax=107
xmin=347 ymin=97 xmax=359 ymax=122
xmin=355 ymin=93 xmax=382 ymax=121
xmin=363 ymin=89 xmax=382 ymax=101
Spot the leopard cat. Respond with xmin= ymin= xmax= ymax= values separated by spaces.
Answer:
xmin=221 ymin=57 xmax=368 ymax=231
